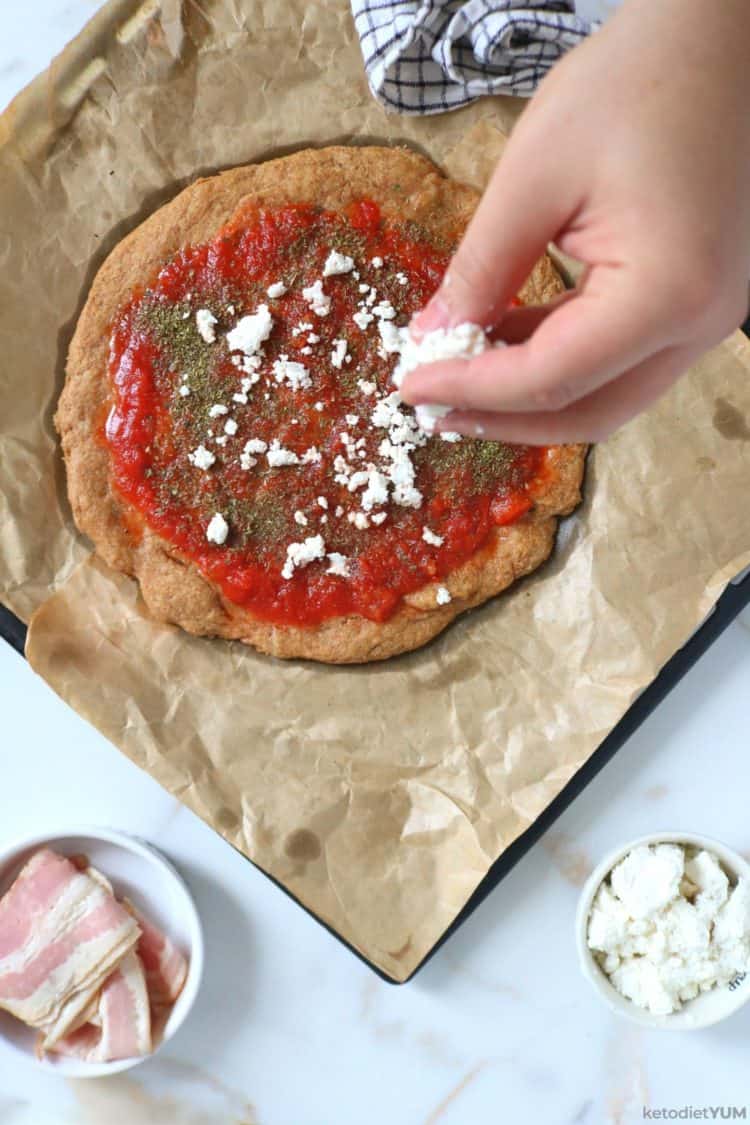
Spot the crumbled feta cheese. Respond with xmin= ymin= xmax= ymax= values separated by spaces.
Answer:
xmin=307 ymin=333 xmax=320 ymax=345
xmin=188 ymin=444 xmax=216 ymax=470
xmin=302 ymin=279 xmax=331 ymax=317
xmin=317 ymin=496 xmax=328 ymax=510
xmin=685 ymin=850 xmax=730 ymax=918
xmin=272 ymin=354 xmax=312 ymax=392
xmin=331 ymin=339 xmax=348 ymax=369
xmin=294 ymin=510 xmax=308 ymax=527
xmin=588 ymin=844 xmax=750 ymax=1015
xmin=195 ymin=308 xmax=218 ymax=344
xmin=281 ymin=534 xmax=325 ymax=580
xmin=301 ymin=446 xmax=322 ymax=465
xmin=436 ymin=586 xmax=451 ymax=605
xmin=267 ymin=281 xmax=287 ymax=299
xmin=397 ymin=485 xmax=423 ymax=509
xmin=371 ymin=511 xmax=387 ymax=526
xmin=367 ymin=392 xmax=427 ymax=510
xmin=267 ymin=440 xmax=300 ymax=467
xmin=361 ymin=470 xmax=389 ymax=512
xmin=372 ymin=300 xmax=396 ymax=321
xmin=370 ymin=393 xmax=403 ymax=432
xmin=714 ymin=879 xmax=750 ymax=946
xmin=214 ymin=435 xmax=228 ymax=447
xmin=244 ymin=438 xmax=267 ymax=454
xmin=390 ymin=321 xmax=497 ymax=434
xmin=335 ymin=505 xmax=344 ymax=517
xmin=333 ymin=456 xmax=351 ymax=486
xmin=240 ymin=355 xmax=262 ymax=376
xmin=323 ymin=250 xmax=355 ymax=277
xmin=396 ymin=271 xmax=409 ymax=286
xmin=179 ymin=384 xmax=191 ymax=397
xmin=300 ymin=346 xmax=313 ymax=355
xmin=348 ymin=511 xmax=369 ymax=530
xmin=357 ymin=379 xmax=377 ymax=396
xmin=326 ymin=552 xmax=350 ymax=577
xmin=371 ymin=256 xmax=383 ymax=268
xmin=353 ymin=309 xmax=374 ymax=331
xmin=422 ymin=527 xmax=444 ymax=547
xmin=224 ymin=419 xmax=238 ymax=436
xmin=346 ymin=470 xmax=368 ymax=492
xmin=358 ymin=283 xmax=370 ymax=294
xmin=291 ymin=322 xmax=314 ymax=337
xmin=208 ymin=404 xmax=229 ymax=418
xmin=440 ymin=431 xmax=462 ymax=443
xmin=226 ymin=304 xmax=273 ymax=356
xmin=314 ymin=401 xmax=324 ymax=412
xmin=378 ymin=320 xmax=404 ymax=355
xmin=233 ymin=393 xmax=248 ymax=405
xmin=611 ymin=845 xmax=684 ymax=920
xmin=345 ymin=414 xmax=360 ymax=426
xmin=206 ymin=512 xmax=228 ymax=544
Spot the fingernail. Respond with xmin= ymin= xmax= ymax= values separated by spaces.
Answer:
xmin=411 ymin=293 xmax=450 ymax=336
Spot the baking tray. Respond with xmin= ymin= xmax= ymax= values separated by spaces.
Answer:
xmin=4 ymin=556 xmax=750 ymax=984
xmin=3 ymin=328 xmax=749 ymax=982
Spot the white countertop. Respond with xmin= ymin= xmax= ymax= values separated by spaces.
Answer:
xmin=2 ymin=5 xmax=749 ymax=1123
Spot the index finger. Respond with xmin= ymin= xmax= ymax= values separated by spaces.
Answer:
xmin=412 ymin=145 xmax=573 ymax=334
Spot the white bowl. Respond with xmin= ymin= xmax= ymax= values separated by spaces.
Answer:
xmin=576 ymin=831 xmax=750 ymax=1030
xmin=0 ymin=827 xmax=204 ymax=1077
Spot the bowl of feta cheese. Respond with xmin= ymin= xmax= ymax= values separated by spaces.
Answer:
xmin=576 ymin=833 xmax=750 ymax=1028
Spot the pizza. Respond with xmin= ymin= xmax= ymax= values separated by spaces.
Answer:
xmin=57 ymin=146 xmax=586 ymax=663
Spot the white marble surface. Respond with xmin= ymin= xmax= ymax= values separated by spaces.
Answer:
xmin=2 ymin=4 xmax=750 ymax=1123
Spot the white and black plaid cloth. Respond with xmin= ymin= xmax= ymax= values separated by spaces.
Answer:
xmin=351 ymin=0 xmax=597 ymax=114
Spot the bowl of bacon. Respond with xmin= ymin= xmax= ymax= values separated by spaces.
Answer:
xmin=0 ymin=828 xmax=203 ymax=1076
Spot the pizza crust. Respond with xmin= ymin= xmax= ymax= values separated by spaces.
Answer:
xmin=57 ymin=145 xmax=586 ymax=663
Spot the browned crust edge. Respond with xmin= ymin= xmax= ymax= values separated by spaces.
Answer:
xmin=57 ymin=145 xmax=586 ymax=664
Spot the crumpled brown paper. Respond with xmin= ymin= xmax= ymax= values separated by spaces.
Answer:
xmin=2 ymin=0 xmax=750 ymax=980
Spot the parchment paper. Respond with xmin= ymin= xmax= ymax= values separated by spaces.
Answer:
xmin=2 ymin=0 xmax=749 ymax=980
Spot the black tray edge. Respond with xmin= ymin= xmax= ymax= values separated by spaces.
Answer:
xmin=0 ymin=606 xmax=27 ymax=657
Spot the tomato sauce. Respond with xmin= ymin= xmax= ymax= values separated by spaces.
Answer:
xmin=105 ymin=201 xmax=548 ymax=626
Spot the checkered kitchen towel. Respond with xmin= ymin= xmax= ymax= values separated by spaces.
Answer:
xmin=351 ymin=0 xmax=596 ymax=114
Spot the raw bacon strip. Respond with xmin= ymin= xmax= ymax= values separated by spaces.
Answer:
xmin=0 ymin=849 xmax=140 ymax=1047
xmin=94 ymin=952 xmax=151 ymax=1060
xmin=50 ymin=952 xmax=151 ymax=1062
xmin=39 ymin=1021 xmax=100 ymax=1061
xmin=123 ymin=899 xmax=188 ymax=1011
xmin=0 ymin=849 xmax=78 ymax=959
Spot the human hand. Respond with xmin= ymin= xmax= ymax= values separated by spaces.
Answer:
xmin=400 ymin=0 xmax=750 ymax=444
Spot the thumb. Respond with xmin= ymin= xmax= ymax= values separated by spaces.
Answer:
xmin=413 ymin=143 xmax=573 ymax=334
